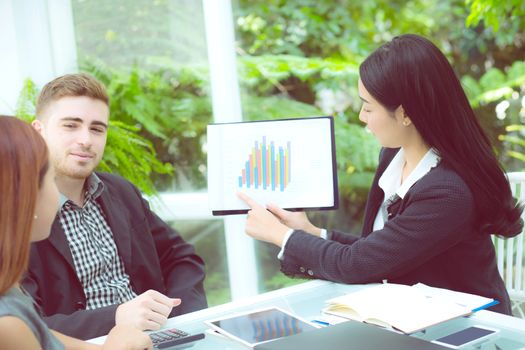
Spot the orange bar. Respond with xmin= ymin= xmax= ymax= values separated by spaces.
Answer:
xmin=242 ymin=169 xmax=246 ymax=185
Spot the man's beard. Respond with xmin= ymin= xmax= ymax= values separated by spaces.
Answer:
xmin=52 ymin=157 xmax=97 ymax=180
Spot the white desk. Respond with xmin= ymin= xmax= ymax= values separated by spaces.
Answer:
xmin=90 ymin=280 xmax=525 ymax=349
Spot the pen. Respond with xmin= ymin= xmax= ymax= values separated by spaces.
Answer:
xmin=311 ymin=319 xmax=330 ymax=327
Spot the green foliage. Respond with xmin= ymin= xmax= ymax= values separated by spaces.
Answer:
xmin=334 ymin=117 xmax=380 ymax=197
xmin=462 ymin=61 xmax=525 ymax=170
xmin=239 ymin=55 xmax=359 ymax=97
xmin=241 ymin=94 xmax=321 ymax=119
xmin=15 ymin=79 xmax=39 ymax=122
xmin=98 ymin=121 xmax=173 ymax=195
xmin=235 ymin=0 xmax=440 ymax=59
xmin=500 ymin=125 xmax=525 ymax=170
xmin=83 ymin=59 xmax=211 ymax=191
xmin=466 ymin=0 xmax=525 ymax=32
xmin=462 ymin=61 xmax=525 ymax=107
xmin=264 ymin=272 xmax=304 ymax=291
xmin=71 ymin=0 xmax=207 ymax=68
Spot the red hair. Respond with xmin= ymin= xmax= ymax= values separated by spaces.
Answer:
xmin=0 ymin=116 xmax=49 ymax=294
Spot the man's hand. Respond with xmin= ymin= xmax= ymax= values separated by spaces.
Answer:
xmin=115 ymin=290 xmax=181 ymax=331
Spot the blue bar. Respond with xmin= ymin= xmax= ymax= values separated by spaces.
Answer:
xmin=280 ymin=147 xmax=284 ymax=191
xmin=262 ymin=137 xmax=267 ymax=189
xmin=255 ymin=141 xmax=259 ymax=189
xmin=238 ymin=176 xmax=242 ymax=187
xmin=246 ymin=161 xmax=250 ymax=188
xmin=288 ymin=141 xmax=291 ymax=182
xmin=271 ymin=142 xmax=275 ymax=191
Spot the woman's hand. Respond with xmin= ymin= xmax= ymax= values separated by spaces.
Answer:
xmin=238 ymin=193 xmax=291 ymax=246
xmin=102 ymin=325 xmax=152 ymax=350
xmin=265 ymin=203 xmax=322 ymax=236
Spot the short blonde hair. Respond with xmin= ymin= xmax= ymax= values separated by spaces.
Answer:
xmin=36 ymin=73 xmax=109 ymax=119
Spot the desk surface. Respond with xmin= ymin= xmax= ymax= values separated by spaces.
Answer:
xmin=90 ymin=280 xmax=525 ymax=349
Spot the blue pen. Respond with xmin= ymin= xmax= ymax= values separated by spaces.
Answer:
xmin=311 ymin=319 xmax=330 ymax=327
xmin=472 ymin=300 xmax=499 ymax=312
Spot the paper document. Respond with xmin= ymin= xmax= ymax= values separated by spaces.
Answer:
xmin=207 ymin=117 xmax=338 ymax=215
xmin=411 ymin=283 xmax=499 ymax=311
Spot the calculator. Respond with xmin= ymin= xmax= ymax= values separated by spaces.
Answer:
xmin=149 ymin=328 xmax=205 ymax=349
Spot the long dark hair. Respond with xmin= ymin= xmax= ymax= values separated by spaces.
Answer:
xmin=359 ymin=34 xmax=523 ymax=237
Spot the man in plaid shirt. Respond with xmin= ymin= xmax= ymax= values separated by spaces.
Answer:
xmin=23 ymin=73 xmax=207 ymax=340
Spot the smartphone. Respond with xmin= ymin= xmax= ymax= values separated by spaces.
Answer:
xmin=431 ymin=326 xmax=499 ymax=349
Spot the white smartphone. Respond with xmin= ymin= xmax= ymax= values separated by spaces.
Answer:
xmin=431 ymin=325 xmax=499 ymax=349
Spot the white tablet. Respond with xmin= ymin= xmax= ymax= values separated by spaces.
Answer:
xmin=207 ymin=116 xmax=338 ymax=215
xmin=204 ymin=306 xmax=319 ymax=348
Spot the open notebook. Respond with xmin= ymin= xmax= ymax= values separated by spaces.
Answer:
xmin=322 ymin=283 xmax=474 ymax=334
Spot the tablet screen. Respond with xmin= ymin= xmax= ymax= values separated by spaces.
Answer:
xmin=208 ymin=308 xmax=317 ymax=345
xmin=207 ymin=116 xmax=338 ymax=215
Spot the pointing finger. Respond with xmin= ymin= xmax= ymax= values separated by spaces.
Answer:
xmin=237 ymin=192 xmax=262 ymax=209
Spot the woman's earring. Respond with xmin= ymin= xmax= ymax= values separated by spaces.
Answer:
xmin=34 ymin=215 xmax=38 ymax=220
xmin=403 ymin=119 xmax=410 ymax=126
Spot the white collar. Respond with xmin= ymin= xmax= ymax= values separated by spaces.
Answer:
xmin=378 ymin=148 xmax=441 ymax=200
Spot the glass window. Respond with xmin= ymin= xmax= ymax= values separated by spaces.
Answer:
xmin=169 ymin=219 xmax=231 ymax=306
xmin=71 ymin=0 xmax=211 ymax=192
xmin=70 ymin=0 xmax=233 ymax=304
xmin=232 ymin=1 xmax=371 ymax=294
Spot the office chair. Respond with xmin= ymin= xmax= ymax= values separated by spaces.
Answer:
xmin=492 ymin=172 xmax=525 ymax=318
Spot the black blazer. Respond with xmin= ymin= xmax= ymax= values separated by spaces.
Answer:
xmin=280 ymin=148 xmax=511 ymax=314
xmin=22 ymin=173 xmax=208 ymax=339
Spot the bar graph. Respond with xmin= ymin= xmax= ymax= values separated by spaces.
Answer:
xmin=238 ymin=136 xmax=291 ymax=192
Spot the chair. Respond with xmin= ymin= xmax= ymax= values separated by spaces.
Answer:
xmin=492 ymin=172 xmax=525 ymax=318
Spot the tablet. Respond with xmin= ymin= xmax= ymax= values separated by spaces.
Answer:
xmin=204 ymin=307 xmax=319 ymax=348
xmin=207 ymin=116 xmax=339 ymax=215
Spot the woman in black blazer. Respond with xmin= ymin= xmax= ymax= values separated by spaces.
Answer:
xmin=238 ymin=34 xmax=523 ymax=315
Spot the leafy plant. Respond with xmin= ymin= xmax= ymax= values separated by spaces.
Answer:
xmin=82 ymin=59 xmax=211 ymax=191
xmin=462 ymin=61 xmax=525 ymax=108
xmin=462 ymin=61 xmax=525 ymax=170
xmin=466 ymin=0 xmax=525 ymax=33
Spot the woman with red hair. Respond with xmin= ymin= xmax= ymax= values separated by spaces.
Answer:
xmin=0 ymin=115 xmax=151 ymax=349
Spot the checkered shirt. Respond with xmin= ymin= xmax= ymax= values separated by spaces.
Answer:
xmin=58 ymin=173 xmax=137 ymax=310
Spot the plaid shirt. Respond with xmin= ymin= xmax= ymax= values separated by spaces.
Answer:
xmin=58 ymin=174 xmax=137 ymax=310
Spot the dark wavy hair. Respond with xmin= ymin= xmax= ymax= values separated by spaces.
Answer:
xmin=359 ymin=34 xmax=523 ymax=237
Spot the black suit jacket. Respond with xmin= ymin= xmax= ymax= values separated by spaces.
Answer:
xmin=280 ymin=148 xmax=511 ymax=314
xmin=22 ymin=173 xmax=207 ymax=339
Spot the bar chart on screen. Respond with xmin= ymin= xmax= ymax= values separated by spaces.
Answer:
xmin=238 ymin=137 xmax=291 ymax=192
xmin=207 ymin=117 xmax=338 ymax=215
